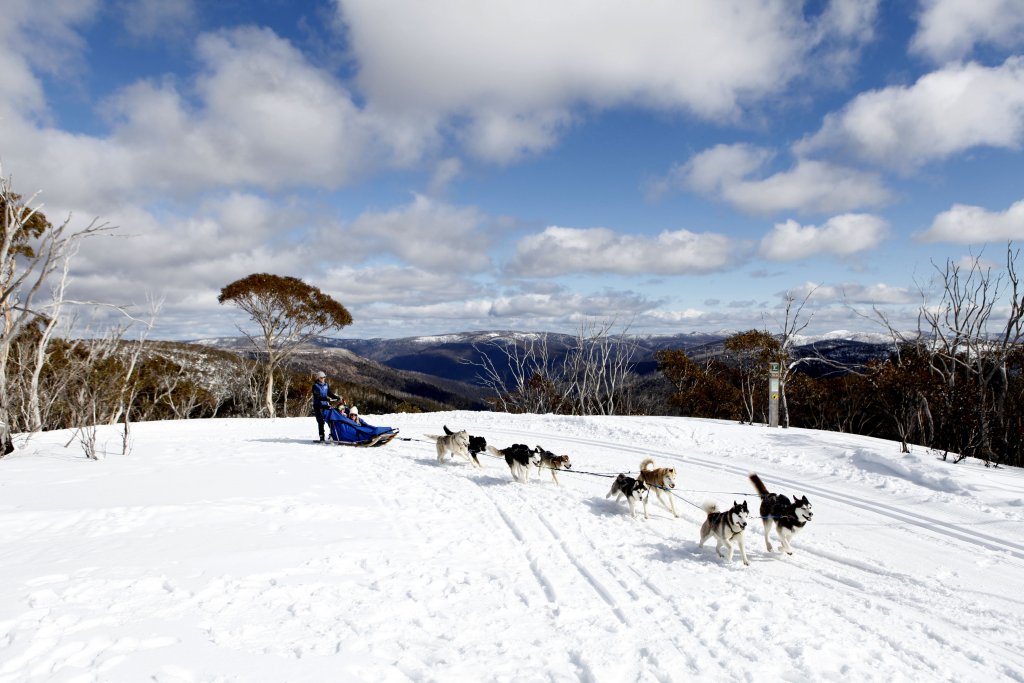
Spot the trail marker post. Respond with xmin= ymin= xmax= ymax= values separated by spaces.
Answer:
xmin=768 ymin=362 xmax=781 ymax=427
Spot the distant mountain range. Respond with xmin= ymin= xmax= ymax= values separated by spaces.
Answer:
xmin=192 ymin=330 xmax=896 ymax=408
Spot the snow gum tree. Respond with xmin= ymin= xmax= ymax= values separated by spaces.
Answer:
xmin=0 ymin=168 xmax=107 ymax=456
xmin=723 ymin=329 xmax=780 ymax=424
xmin=218 ymin=274 xmax=352 ymax=418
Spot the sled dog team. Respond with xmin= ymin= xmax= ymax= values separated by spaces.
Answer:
xmin=427 ymin=426 xmax=814 ymax=566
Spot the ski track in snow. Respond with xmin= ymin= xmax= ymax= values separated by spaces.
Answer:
xmin=485 ymin=424 xmax=1024 ymax=563
xmin=478 ymin=421 xmax=1024 ymax=681
xmin=0 ymin=414 xmax=1022 ymax=682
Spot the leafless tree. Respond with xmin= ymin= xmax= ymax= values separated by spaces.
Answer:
xmin=63 ymin=329 xmax=122 ymax=460
xmin=562 ymin=319 xmax=640 ymax=416
xmin=153 ymin=362 xmax=206 ymax=420
xmin=23 ymin=244 xmax=79 ymax=432
xmin=467 ymin=333 xmax=561 ymax=413
xmin=466 ymin=320 xmax=640 ymax=416
xmin=919 ymin=245 xmax=1024 ymax=464
xmin=0 ymin=168 xmax=111 ymax=454
xmin=764 ymin=288 xmax=818 ymax=427
xmin=113 ymin=299 xmax=161 ymax=455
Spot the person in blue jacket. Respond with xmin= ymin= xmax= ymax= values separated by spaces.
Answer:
xmin=312 ymin=371 xmax=341 ymax=442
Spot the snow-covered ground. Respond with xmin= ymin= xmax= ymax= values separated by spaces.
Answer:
xmin=1 ymin=412 xmax=1022 ymax=682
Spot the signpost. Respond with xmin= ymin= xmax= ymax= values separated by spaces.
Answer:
xmin=768 ymin=362 xmax=781 ymax=428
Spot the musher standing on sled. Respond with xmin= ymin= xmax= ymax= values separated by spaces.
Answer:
xmin=312 ymin=371 xmax=341 ymax=442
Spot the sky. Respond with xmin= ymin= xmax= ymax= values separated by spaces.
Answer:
xmin=3 ymin=0 xmax=1024 ymax=340
xmin=2 ymin=412 xmax=1022 ymax=680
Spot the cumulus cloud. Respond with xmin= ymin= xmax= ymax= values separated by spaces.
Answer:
xmin=344 ymin=194 xmax=492 ymax=271
xmin=427 ymin=157 xmax=463 ymax=195
xmin=652 ymin=144 xmax=771 ymax=199
xmin=0 ymin=26 xmax=438 ymax=212
xmin=119 ymin=0 xmax=196 ymax=41
xmin=759 ymin=214 xmax=889 ymax=260
xmin=507 ymin=226 xmax=747 ymax=277
xmin=35 ymin=193 xmax=323 ymax=342
xmin=71 ymin=193 xmax=311 ymax=295
xmin=0 ymin=0 xmax=96 ymax=113
xmin=337 ymin=0 xmax=877 ymax=162
xmin=655 ymin=144 xmax=891 ymax=214
xmin=459 ymin=109 xmax=573 ymax=165
xmin=348 ymin=286 xmax=663 ymax=336
xmin=911 ymin=0 xmax=1024 ymax=63
xmin=917 ymin=200 xmax=1024 ymax=243
xmin=807 ymin=0 xmax=880 ymax=83
xmin=779 ymin=280 xmax=915 ymax=306
xmin=320 ymin=265 xmax=484 ymax=306
xmin=828 ymin=283 xmax=916 ymax=305
xmin=798 ymin=57 xmax=1024 ymax=169
xmin=643 ymin=309 xmax=708 ymax=324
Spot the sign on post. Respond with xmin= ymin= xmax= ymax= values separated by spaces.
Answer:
xmin=768 ymin=362 xmax=781 ymax=427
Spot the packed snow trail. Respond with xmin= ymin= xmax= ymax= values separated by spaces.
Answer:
xmin=1 ymin=413 xmax=1022 ymax=682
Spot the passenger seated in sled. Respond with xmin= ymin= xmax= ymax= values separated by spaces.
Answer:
xmin=321 ymin=406 xmax=398 ymax=446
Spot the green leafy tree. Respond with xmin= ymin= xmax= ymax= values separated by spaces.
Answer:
xmin=218 ymin=274 xmax=352 ymax=418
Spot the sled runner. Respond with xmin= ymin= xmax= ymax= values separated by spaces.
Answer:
xmin=321 ymin=407 xmax=399 ymax=447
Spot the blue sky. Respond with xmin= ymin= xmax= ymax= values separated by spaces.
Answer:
xmin=2 ymin=0 xmax=1024 ymax=340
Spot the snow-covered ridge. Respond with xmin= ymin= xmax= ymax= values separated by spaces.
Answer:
xmin=790 ymin=329 xmax=895 ymax=345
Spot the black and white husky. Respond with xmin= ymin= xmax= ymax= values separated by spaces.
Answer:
xmin=428 ymin=426 xmax=478 ymax=468
xmin=749 ymin=473 xmax=813 ymax=555
xmin=442 ymin=425 xmax=490 ymax=467
xmin=606 ymin=473 xmax=649 ymax=519
xmin=699 ymin=500 xmax=750 ymax=566
xmin=489 ymin=444 xmax=542 ymax=483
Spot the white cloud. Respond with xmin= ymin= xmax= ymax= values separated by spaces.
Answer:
xmin=798 ymin=57 xmax=1024 ymax=169
xmin=806 ymin=0 xmax=880 ymax=85
xmin=460 ymin=109 xmax=572 ymax=164
xmin=829 ymin=283 xmax=917 ymax=305
xmin=508 ymin=226 xmax=747 ymax=277
xmin=337 ymin=0 xmax=876 ymax=162
xmin=0 ymin=0 xmax=96 ymax=74
xmin=656 ymin=144 xmax=891 ymax=214
xmin=817 ymin=0 xmax=879 ymax=41
xmin=320 ymin=265 xmax=484 ymax=306
xmin=728 ymin=161 xmax=890 ymax=215
xmin=62 ymin=192 xmax=321 ymax=318
xmin=119 ymin=0 xmax=196 ymax=41
xmin=759 ymin=214 xmax=889 ymax=260
xmin=911 ymin=0 xmax=1024 ymax=63
xmin=0 ymin=0 xmax=96 ymax=114
xmin=644 ymin=309 xmax=708 ymax=323
xmin=0 ymin=26 xmax=439 ymax=212
xmin=917 ymin=200 xmax=1024 ymax=243
xmin=655 ymin=144 xmax=771 ymax=198
xmin=344 ymin=195 xmax=492 ymax=271
xmin=348 ymin=287 xmax=662 ymax=336
xmin=427 ymin=157 xmax=463 ymax=195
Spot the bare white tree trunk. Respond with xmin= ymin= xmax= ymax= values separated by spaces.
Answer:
xmin=765 ymin=289 xmax=817 ymax=428
xmin=465 ymin=333 xmax=558 ymax=413
xmin=919 ymin=244 xmax=1024 ymax=464
xmin=563 ymin=319 xmax=639 ymax=416
xmin=465 ymin=321 xmax=639 ymax=416
xmin=0 ymin=166 xmax=111 ymax=455
xmin=27 ymin=243 xmax=80 ymax=431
